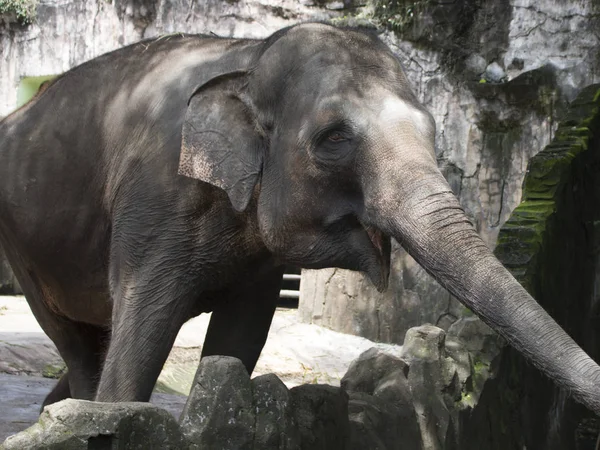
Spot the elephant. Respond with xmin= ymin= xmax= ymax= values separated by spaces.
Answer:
xmin=0 ymin=23 xmax=599 ymax=415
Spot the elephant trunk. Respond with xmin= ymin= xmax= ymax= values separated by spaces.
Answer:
xmin=366 ymin=161 xmax=600 ymax=415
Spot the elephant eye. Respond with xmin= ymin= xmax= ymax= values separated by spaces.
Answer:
xmin=312 ymin=124 xmax=357 ymax=168
xmin=327 ymin=132 xmax=347 ymax=143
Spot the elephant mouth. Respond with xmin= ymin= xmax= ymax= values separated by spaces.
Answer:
xmin=363 ymin=223 xmax=391 ymax=291
xmin=289 ymin=213 xmax=391 ymax=291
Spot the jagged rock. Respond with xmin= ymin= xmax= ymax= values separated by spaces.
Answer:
xmin=290 ymin=384 xmax=350 ymax=450
xmin=401 ymin=324 xmax=446 ymax=362
xmin=0 ymin=398 xmax=186 ymax=450
xmin=347 ymin=391 xmax=422 ymax=450
xmin=443 ymin=337 xmax=473 ymax=401
xmin=341 ymin=348 xmax=414 ymax=416
xmin=341 ymin=347 xmax=409 ymax=394
xmin=180 ymin=355 xmax=254 ymax=450
xmin=252 ymin=373 xmax=300 ymax=449
xmin=447 ymin=317 xmax=502 ymax=357
xmin=401 ymin=325 xmax=464 ymax=450
xmin=464 ymin=54 xmax=487 ymax=78
xmin=484 ymin=62 xmax=506 ymax=83
xmin=342 ymin=348 xmax=421 ymax=450
xmin=340 ymin=338 xmax=478 ymax=450
xmin=347 ymin=395 xmax=388 ymax=450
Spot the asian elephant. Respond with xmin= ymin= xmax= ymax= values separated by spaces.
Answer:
xmin=1 ymin=23 xmax=599 ymax=415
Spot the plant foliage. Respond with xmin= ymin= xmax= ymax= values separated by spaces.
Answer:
xmin=373 ymin=0 xmax=429 ymax=33
xmin=0 ymin=0 xmax=37 ymax=25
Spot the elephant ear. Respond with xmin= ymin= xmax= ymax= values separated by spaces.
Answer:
xmin=178 ymin=74 xmax=264 ymax=212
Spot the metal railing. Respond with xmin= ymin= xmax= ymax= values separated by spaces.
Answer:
xmin=280 ymin=273 xmax=300 ymax=300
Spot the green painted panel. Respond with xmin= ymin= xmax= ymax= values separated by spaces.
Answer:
xmin=16 ymin=75 xmax=57 ymax=108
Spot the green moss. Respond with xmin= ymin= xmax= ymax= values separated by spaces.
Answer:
xmin=459 ymin=391 xmax=476 ymax=408
xmin=372 ymin=0 xmax=431 ymax=34
xmin=329 ymin=15 xmax=377 ymax=29
xmin=472 ymin=359 xmax=486 ymax=373
xmin=536 ymin=85 xmax=557 ymax=116
xmin=462 ymin=306 xmax=474 ymax=317
xmin=42 ymin=363 xmax=66 ymax=379
xmin=495 ymin=84 xmax=600 ymax=291
xmin=554 ymin=126 xmax=590 ymax=141
xmin=0 ymin=0 xmax=37 ymax=25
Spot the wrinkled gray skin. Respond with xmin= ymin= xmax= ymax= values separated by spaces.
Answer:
xmin=1 ymin=23 xmax=599 ymax=414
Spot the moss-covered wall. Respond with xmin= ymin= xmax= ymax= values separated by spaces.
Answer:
xmin=460 ymin=84 xmax=600 ymax=450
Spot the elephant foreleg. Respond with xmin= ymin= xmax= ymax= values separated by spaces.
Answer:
xmin=95 ymin=228 xmax=208 ymax=402
xmin=201 ymin=265 xmax=285 ymax=374
xmin=95 ymin=269 xmax=196 ymax=403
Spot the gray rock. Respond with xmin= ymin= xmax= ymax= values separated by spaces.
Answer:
xmin=252 ymin=373 xmax=300 ymax=450
xmin=443 ymin=337 xmax=472 ymax=398
xmin=401 ymin=324 xmax=446 ymax=362
xmin=464 ymin=54 xmax=487 ymax=77
xmin=342 ymin=348 xmax=421 ymax=449
xmin=290 ymin=384 xmax=350 ymax=450
xmin=401 ymin=325 xmax=462 ymax=450
xmin=180 ymin=356 xmax=254 ymax=450
xmin=484 ymin=62 xmax=506 ymax=83
xmin=447 ymin=317 xmax=503 ymax=358
xmin=1 ymin=398 xmax=186 ymax=450
xmin=372 ymin=366 xmax=413 ymax=412
xmin=446 ymin=317 xmax=504 ymax=399
xmin=347 ymin=392 xmax=421 ymax=450
xmin=0 ymin=373 xmax=187 ymax=443
xmin=341 ymin=347 xmax=408 ymax=394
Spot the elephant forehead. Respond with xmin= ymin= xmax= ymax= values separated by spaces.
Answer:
xmin=377 ymin=95 xmax=434 ymax=139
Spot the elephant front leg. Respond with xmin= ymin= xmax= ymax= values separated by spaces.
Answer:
xmin=95 ymin=260 xmax=197 ymax=402
xmin=201 ymin=265 xmax=285 ymax=374
xmin=95 ymin=306 xmax=186 ymax=402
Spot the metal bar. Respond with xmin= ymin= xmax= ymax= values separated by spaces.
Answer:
xmin=282 ymin=274 xmax=301 ymax=281
xmin=279 ymin=289 xmax=300 ymax=299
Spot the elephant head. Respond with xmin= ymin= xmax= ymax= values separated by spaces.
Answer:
xmin=179 ymin=23 xmax=600 ymax=414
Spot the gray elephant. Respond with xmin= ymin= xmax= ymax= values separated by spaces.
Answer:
xmin=0 ymin=23 xmax=599 ymax=414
